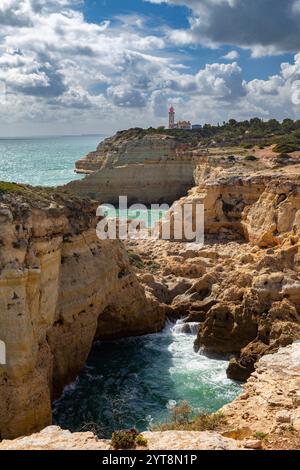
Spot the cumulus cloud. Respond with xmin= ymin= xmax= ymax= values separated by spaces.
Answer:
xmin=147 ymin=0 xmax=300 ymax=56
xmin=107 ymin=85 xmax=147 ymax=108
xmin=0 ymin=0 xmax=300 ymax=135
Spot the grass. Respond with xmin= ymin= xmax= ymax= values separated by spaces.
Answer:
xmin=128 ymin=251 xmax=145 ymax=269
xmin=253 ymin=431 xmax=268 ymax=441
xmin=151 ymin=401 xmax=227 ymax=432
xmin=0 ymin=182 xmax=24 ymax=193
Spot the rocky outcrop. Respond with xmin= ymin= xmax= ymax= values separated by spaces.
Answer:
xmin=0 ymin=185 xmax=165 ymax=439
xmin=67 ymin=130 xmax=195 ymax=204
xmin=222 ymin=342 xmax=300 ymax=441
xmin=0 ymin=426 xmax=241 ymax=450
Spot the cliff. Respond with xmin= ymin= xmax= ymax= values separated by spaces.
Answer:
xmin=0 ymin=183 xmax=165 ymax=439
xmin=66 ymin=129 xmax=195 ymax=204
xmin=222 ymin=342 xmax=300 ymax=442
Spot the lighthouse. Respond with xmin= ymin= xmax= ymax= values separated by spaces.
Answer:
xmin=169 ymin=106 xmax=175 ymax=129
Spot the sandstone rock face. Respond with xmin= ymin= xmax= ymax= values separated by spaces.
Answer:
xmin=242 ymin=180 xmax=300 ymax=247
xmin=67 ymin=131 xmax=195 ymax=204
xmin=222 ymin=342 xmax=300 ymax=437
xmin=0 ymin=186 xmax=165 ymax=439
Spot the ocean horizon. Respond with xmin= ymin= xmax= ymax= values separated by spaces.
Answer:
xmin=0 ymin=134 xmax=106 ymax=187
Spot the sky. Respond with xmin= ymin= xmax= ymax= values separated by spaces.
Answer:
xmin=0 ymin=0 xmax=300 ymax=137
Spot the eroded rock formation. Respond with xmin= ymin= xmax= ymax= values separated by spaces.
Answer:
xmin=222 ymin=342 xmax=300 ymax=439
xmin=127 ymin=150 xmax=300 ymax=381
xmin=0 ymin=185 xmax=165 ymax=439
xmin=67 ymin=130 xmax=195 ymax=204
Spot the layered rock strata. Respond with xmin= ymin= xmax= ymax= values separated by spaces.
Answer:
xmin=67 ymin=131 xmax=195 ymax=204
xmin=0 ymin=185 xmax=165 ymax=439
xmin=222 ymin=342 xmax=300 ymax=439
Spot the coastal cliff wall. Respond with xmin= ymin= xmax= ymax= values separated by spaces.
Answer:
xmin=67 ymin=131 xmax=195 ymax=204
xmin=0 ymin=185 xmax=165 ymax=439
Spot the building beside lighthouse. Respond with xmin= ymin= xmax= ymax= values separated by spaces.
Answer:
xmin=168 ymin=106 xmax=192 ymax=130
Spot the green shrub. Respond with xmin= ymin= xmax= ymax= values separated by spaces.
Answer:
xmin=244 ymin=155 xmax=258 ymax=161
xmin=135 ymin=434 xmax=148 ymax=447
xmin=242 ymin=143 xmax=253 ymax=149
xmin=0 ymin=182 xmax=23 ymax=193
xmin=191 ymin=412 xmax=227 ymax=431
xmin=151 ymin=402 xmax=227 ymax=432
xmin=128 ymin=252 xmax=144 ymax=269
xmin=273 ymin=143 xmax=300 ymax=154
xmin=111 ymin=429 xmax=138 ymax=450
xmin=253 ymin=431 xmax=268 ymax=441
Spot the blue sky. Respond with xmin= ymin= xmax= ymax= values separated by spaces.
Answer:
xmin=0 ymin=0 xmax=300 ymax=136
xmin=84 ymin=0 xmax=294 ymax=81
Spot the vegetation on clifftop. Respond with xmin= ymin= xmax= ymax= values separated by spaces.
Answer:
xmin=151 ymin=401 xmax=227 ymax=432
xmin=114 ymin=117 xmax=300 ymax=150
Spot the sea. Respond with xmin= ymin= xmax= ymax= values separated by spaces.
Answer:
xmin=0 ymin=134 xmax=105 ymax=187
xmin=53 ymin=322 xmax=241 ymax=438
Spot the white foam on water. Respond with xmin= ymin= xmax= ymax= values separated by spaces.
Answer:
xmin=53 ymin=319 xmax=242 ymax=435
xmin=164 ymin=320 xmax=241 ymax=411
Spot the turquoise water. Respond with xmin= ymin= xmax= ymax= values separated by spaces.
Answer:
xmin=0 ymin=135 xmax=105 ymax=187
xmin=53 ymin=322 xmax=241 ymax=438
xmin=101 ymin=206 xmax=167 ymax=228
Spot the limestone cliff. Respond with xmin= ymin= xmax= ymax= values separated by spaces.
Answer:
xmin=222 ymin=342 xmax=300 ymax=440
xmin=67 ymin=129 xmax=195 ymax=204
xmin=0 ymin=184 xmax=165 ymax=439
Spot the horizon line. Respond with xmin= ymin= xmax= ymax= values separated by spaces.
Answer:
xmin=0 ymin=133 xmax=107 ymax=140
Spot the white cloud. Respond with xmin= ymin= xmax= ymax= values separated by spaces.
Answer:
xmin=0 ymin=0 xmax=299 ymax=136
xmin=222 ymin=50 xmax=239 ymax=60
xmin=147 ymin=0 xmax=300 ymax=56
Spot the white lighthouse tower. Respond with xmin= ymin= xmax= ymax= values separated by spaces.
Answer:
xmin=169 ymin=106 xmax=175 ymax=129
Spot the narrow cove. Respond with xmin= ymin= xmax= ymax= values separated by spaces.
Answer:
xmin=53 ymin=321 xmax=242 ymax=438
